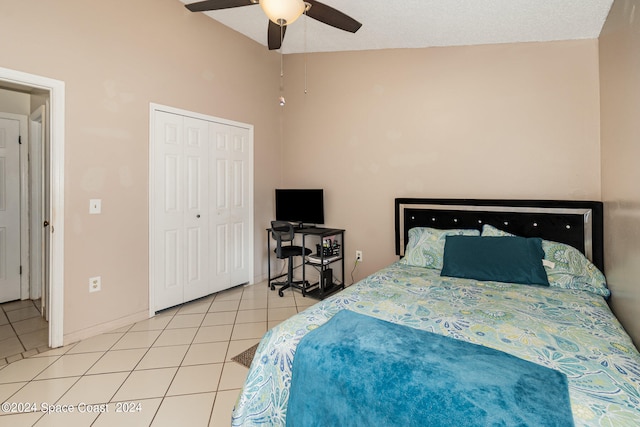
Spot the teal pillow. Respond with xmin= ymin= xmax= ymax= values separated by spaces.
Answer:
xmin=400 ymin=227 xmax=480 ymax=270
xmin=441 ymin=235 xmax=549 ymax=286
xmin=481 ymin=224 xmax=609 ymax=297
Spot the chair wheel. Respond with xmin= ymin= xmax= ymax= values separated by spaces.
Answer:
xmin=278 ymin=289 xmax=284 ymax=297
xmin=270 ymin=285 xmax=275 ymax=291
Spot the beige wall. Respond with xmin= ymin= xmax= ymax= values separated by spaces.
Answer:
xmin=282 ymin=40 xmax=602 ymax=280
xmin=0 ymin=88 xmax=30 ymax=115
xmin=600 ymin=0 xmax=640 ymax=346
xmin=1 ymin=1 xmax=626 ymax=347
xmin=0 ymin=0 xmax=282 ymax=342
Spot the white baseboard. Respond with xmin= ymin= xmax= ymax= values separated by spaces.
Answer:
xmin=254 ymin=273 xmax=269 ymax=284
xmin=62 ymin=310 xmax=150 ymax=346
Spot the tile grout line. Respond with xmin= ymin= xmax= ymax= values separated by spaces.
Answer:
xmin=206 ymin=291 xmax=237 ymax=427
xmin=0 ymin=282 xmax=304 ymax=426
xmin=146 ymin=290 xmax=241 ymax=426
xmin=0 ymin=299 xmax=50 ymax=365
xmin=145 ymin=292 xmax=224 ymax=427
xmin=93 ymin=300 xmax=186 ymax=425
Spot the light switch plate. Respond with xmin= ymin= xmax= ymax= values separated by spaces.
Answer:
xmin=89 ymin=199 xmax=102 ymax=214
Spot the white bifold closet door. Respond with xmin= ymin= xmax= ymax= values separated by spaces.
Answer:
xmin=153 ymin=110 xmax=252 ymax=312
xmin=210 ymin=122 xmax=252 ymax=293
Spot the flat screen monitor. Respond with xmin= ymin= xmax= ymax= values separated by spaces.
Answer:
xmin=275 ymin=189 xmax=324 ymax=226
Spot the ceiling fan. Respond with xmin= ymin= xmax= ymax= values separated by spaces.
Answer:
xmin=185 ymin=0 xmax=362 ymax=50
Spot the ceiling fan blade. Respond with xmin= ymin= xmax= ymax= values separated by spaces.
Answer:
xmin=185 ymin=0 xmax=256 ymax=13
xmin=268 ymin=20 xmax=287 ymax=50
xmin=305 ymin=0 xmax=362 ymax=33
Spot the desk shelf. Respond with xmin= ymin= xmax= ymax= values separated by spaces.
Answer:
xmin=304 ymin=282 xmax=344 ymax=299
xmin=305 ymin=255 xmax=344 ymax=299
xmin=300 ymin=228 xmax=344 ymax=299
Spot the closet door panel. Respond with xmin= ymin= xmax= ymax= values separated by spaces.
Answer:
xmin=152 ymin=107 xmax=253 ymax=311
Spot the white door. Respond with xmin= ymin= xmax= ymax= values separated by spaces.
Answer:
xmin=0 ymin=116 xmax=21 ymax=303
xmin=182 ymin=117 xmax=210 ymax=302
xmin=153 ymin=111 xmax=209 ymax=310
xmin=210 ymin=123 xmax=252 ymax=291
xmin=30 ymin=105 xmax=50 ymax=319
xmin=29 ymin=107 xmax=44 ymax=302
xmin=151 ymin=105 xmax=254 ymax=313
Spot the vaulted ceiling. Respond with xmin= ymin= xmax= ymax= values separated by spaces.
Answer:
xmin=179 ymin=0 xmax=614 ymax=54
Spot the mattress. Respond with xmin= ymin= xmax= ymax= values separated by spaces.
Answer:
xmin=232 ymin=262 xmax=640 ymax=426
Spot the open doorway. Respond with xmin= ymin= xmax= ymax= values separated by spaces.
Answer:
xmin=0 ymin=93 xmax=49 ymax=362
xmin=0 ymin=67 xmax=65 ymax=363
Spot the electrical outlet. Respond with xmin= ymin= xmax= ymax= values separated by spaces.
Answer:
xmin=355 ymin=250 xmax=363 ymax=262
xmin=89 ymin=276 xmax=101 ymax=293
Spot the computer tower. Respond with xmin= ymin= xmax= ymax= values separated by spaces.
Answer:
xmin=321 ymin=268 xmax=333 ymax=289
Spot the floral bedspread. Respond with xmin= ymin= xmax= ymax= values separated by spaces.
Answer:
xmin=232 ymin=262 xmax=640 ymax=426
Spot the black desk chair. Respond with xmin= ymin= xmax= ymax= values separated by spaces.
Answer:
xmin=270 ymin=221 xmax=312 ymax=297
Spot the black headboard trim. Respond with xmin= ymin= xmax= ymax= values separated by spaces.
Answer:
xmin=395 ymin=199 xmax=604 ymax=273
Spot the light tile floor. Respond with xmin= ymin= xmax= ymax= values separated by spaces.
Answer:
xmin=0 ymin=300 xmax=49 ymax=364
xmin=0 ymin=281 xmax=316 ymax=426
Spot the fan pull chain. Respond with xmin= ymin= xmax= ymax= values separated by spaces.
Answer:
xmin=279 ymin=22 xmax=285 ymax=106
xmin=304 ymin=4 xmax=308 ymax=94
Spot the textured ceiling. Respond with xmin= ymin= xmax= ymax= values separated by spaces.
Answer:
xmin=179 ymin=0 xmax=614 ymax=54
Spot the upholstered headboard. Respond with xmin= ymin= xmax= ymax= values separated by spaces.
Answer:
xmin=395 ymin=199 xmax=604 ymax=273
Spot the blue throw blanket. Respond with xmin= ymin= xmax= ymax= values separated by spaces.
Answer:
xmin=286 ymin=310 xmax=574 ymax=427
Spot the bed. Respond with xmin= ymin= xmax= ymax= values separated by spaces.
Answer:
xmin=232 ymin=199 xmax=640 ymax=426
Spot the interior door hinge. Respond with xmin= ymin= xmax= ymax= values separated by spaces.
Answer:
xmin=20 ymin=265 xmax=22 ymax=275
xmin=18 ymin=135 xmax=22 ymax=144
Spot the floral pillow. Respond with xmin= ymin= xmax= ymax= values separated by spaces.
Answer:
xmin=481 ymin=224 xmax=609 ymax=297
xmin=400 ymin=227 xmax=480 ymax=270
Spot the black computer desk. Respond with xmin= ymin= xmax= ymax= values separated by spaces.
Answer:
xmin=266 ymin=226 xmax=345 ymax=299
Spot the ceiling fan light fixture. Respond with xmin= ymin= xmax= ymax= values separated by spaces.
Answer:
xmin=259 ymin=0 xmax=305 ymax=26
